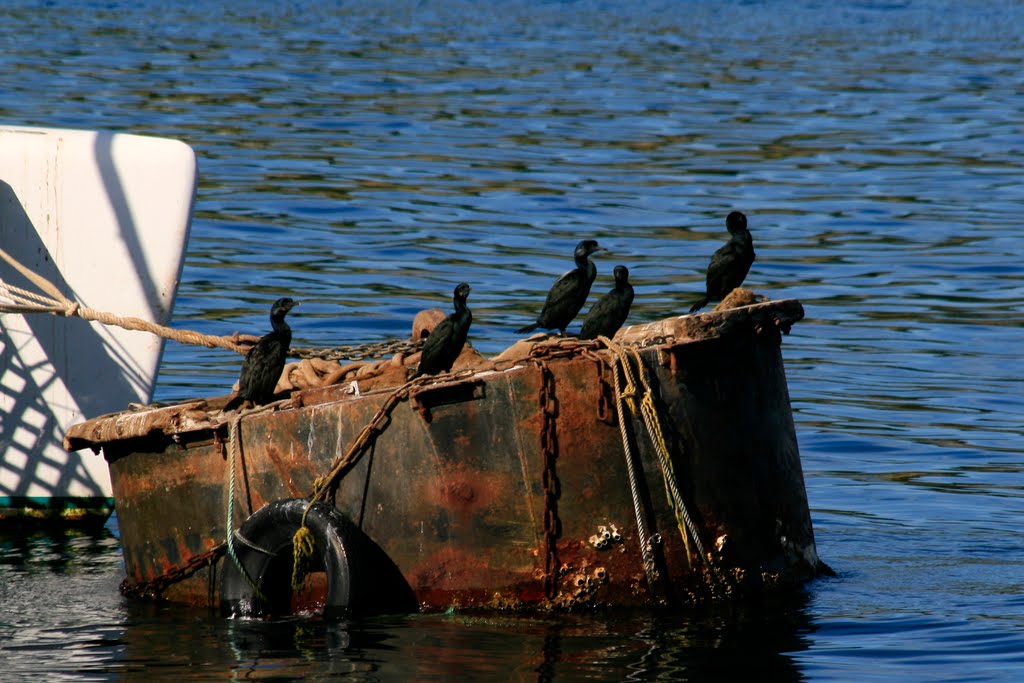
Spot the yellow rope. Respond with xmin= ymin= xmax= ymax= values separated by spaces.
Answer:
xmin=608 ymin=349 xmax=661 ymax=592
xmin=598 ymin=336 xmax=639 ymax=416
xmin=291 ymin=525 xmax=316 ymax=592
xmin=289 ymin=373 xmax=443 ymax=584
xmin=627 ymin=345 xmax=694 ymax=566
xmin=599 ymin=337 xmax=707 ymax=568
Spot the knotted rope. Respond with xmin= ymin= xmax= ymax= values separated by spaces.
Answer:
xmin=598 ymin=336 xmax=708 ymax=569
xmin=1 ymin=246 xmax=420 ymax=364
xmin=0 ymin=246 xmax=251 ymax=353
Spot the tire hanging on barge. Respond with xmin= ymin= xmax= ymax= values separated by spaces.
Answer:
xmin=221 ymin=498 xmax=418 ymax=617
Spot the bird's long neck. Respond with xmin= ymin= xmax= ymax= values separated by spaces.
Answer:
xmin=576 ymin=254 xmax=596 ymax=283
xmin=271 ymin=314 xmax=291 ymax=336
xmin=453 ymin=295 xmax=468 ymax=315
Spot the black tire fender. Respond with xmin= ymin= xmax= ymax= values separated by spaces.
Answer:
xmin=220 ymin=498 xmax=417 ymax=617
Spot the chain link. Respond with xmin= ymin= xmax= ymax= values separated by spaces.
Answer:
xmin=288 ymin=338 xmax=422 ymax=362
xmin=307 ymin=371 xmax=462 ymax=507
xmin=537 ymin=361 xmax=562 ymax=600
xmin=116 ymin=338 xmax=671 ymax=604
xmin=581 ymin=348 xmax=614 ymax=424
xmin=119 ymin=543 xmax=227 ymax=600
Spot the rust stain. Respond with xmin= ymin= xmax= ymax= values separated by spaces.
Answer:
xmin=408 ymin=546 xmax=480 ymax=590
xmin=446 ymin=481 xmax=476 ymax=504
xmin=264 ymin=443 xmax=306 ymax=498
xmin=406 ymin=545 xmax=541 ymax=610
xmin=95 ymin=302 xmax=822 ymax=612
xmin=422 ymin=465 xmax=510 ymax=524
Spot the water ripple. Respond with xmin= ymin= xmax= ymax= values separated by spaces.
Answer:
xmin=3 ymin=1 xmax=1024 ymax=680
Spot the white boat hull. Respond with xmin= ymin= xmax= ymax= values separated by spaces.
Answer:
xmin=0 ymin=125 xmax=195 ymax=525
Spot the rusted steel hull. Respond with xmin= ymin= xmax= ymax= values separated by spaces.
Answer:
xmin=68 ymin=300 xmax=826 ymax=612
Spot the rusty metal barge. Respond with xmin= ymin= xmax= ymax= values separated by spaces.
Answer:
xmin=65 ymin=298 xmax=829 ymax=616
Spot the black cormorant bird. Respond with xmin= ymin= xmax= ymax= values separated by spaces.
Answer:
xmin=580 ymin=265 xmax=634 ymax=340
xmin=224 ymin=297 xmax=297 ymax=411
xmin=689 ymin=211 xmax=755 ymax=313
xmin=516 ymin=239 xmax=604 ymax=335
xmin=415 ymin=282 xmax=472 ymax=377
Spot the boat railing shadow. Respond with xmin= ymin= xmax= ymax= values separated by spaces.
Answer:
xmin=1 ymin=180 xmax=139 ymax=503
xmin=1 ymin=127 xmax=195 ymax=513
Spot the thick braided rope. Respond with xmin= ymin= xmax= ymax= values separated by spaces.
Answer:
xmin=2 ymin=248 xmax=418 ymax=365
xmin=1 ymin=246 xmax=248 ymax=353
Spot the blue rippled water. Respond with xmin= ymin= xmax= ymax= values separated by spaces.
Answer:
xmin=2 ymin=1 xmax=1023 ymax=680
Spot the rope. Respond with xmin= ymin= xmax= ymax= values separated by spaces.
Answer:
xmin=225 ymin=415 xmax=267 ymax=602
xmin=0 ymin=246 xmax=250 ymax=353
xmin=609 ymin=351 xmax=660 ymax=593
xmin=598 ymin=336 xmax=708 ymax=569
xmin=291 ymin=525 xmax=316 ymax=592
xmin=600 ymin=338 xmax=640 ymax=415
xmin=627 ymin=345 xmax=708 ymax=565
xmin=1 ymin=247 xmax=416 ymax=362
xmin=289 ymin=372 xmax=445 ymax=587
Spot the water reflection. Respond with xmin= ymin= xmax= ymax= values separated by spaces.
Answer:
xmin=0 ymin=527 xmax=819 ymax=682
xmin=107 ymin=593 xmax=818 ymax=681
xmin=0 ymin=525 xmax=120 ymax=573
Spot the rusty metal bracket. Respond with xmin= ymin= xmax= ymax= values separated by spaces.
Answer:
xmin=213 ymin=428 xmax=225 ymax=460
xmin=410 ymin=379 xmax=486 ymax=423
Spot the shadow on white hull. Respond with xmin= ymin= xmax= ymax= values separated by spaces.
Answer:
xmin=0 ymin=125 xmax=195 ymax=526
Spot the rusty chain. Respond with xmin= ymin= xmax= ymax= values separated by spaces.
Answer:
xmin=223 ymin=337 xmax=421 ymax=360
xmin=115 ymin=338 xmax=668 ymax=604
xmin=536 ymin=360 xmax=562 ymax=600
xmin=119 ymin=543 xmax=227 ymax=601
xmin=288 ymin=338 xmax=421 ymax=362
xmin=119 ymin=371 xmax=455 ymax=602
xmin=305 ymin=371 xmax=476 ymax=507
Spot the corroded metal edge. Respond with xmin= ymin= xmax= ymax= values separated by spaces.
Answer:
xmin=615 ymin=298 xmax=804 ymax=346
